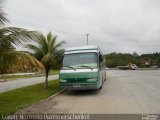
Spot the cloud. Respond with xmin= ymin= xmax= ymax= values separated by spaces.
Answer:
xmin=4 ymin=0 xmax=160 ymax=54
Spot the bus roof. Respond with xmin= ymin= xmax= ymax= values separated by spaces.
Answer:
xmin=65 ymin=45 xmax=103 ymax=54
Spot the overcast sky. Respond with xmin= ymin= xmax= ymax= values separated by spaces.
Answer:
xmin=4 ymin=0 xmax=160 ymax=54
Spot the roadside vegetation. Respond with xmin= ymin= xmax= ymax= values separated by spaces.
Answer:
xmin=0 ymin=1 xmax=63 ymax=115
xmin=0 ymin=79 xmax=60 ymax=115
xmin=0 ymin=2 xmax=44 ymax=74
xmin=26 ymin=32 xmax=65 ymax=88
xmin=0 ymin=70 xmax=59 ymax=81
xmin=0 ymin=1 xmax=64 ymax=88
xmin=105 ymin=52 xmax=160 ymax=68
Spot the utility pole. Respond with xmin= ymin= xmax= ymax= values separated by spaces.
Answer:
xmin=86 ymin=33 xmax=89 ymax=45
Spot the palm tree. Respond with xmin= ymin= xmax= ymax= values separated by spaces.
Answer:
xmin=26 ymin=32 xmax=65 ymax=88
xmin=0 ymin=1 xmax=44 ymax=74
xmin=0 ymin=27 xmax=44 ymax=74
xmin=0 ymin=1 xmax=8 ymax=25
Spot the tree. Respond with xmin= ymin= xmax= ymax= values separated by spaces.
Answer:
xmin=0 ymin=1 xmax=8 ymax=25
xmin=0 ymin=2 xmax=43 ymax=74
xmin=132 ymin=52 xmax=138 ymax=57
xmin=26 ymin=32 xmax=65 ymax=88
xmin=0 ymin=27 xmax=44 ymax=74
xmin=157 ymin=57 xmax=160 ymax=68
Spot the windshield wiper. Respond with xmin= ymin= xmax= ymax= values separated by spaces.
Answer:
xmin=63 ymin=66 xmax=76 ymax=71
xmin=78 ymin=65 xmax=93 ymax=71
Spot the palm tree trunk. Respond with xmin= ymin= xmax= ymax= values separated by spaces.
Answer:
xmin=44 ymin=69 xmax=49 ymax=88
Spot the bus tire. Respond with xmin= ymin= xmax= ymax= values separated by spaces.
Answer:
xmin=104 ymin=74 xmax=106 ymax=81
xmin=99 ymin=84 xmax=102 ymax=89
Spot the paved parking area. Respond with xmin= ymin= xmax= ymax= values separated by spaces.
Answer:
xmin=17 ymin=70 xmax=160 ymax=114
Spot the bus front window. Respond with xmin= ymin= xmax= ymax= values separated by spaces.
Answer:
xmin=63 ymin=53 xmax=98 ymax=69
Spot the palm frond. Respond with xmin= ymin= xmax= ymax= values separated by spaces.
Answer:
xmin=0 ymin=1 xmax=8 ymax=25
xmin=26 ymin=44 xmax=44 ymax=55
xmin=52 ymin=40 xmax=65 ymax=52
xmin=38 ymin=34 xmax=49 ymax=54
xmin=26 ymin=32 xmax=65 ymax=68
xmin=47 ymin=31 xmax=52 ymax=42
xmin=0 ymin=27 xmax=39 ymax=47
xmin=48 ymin=35 xmax=57 ymax=53
xmin=0 ymin=50 xmax=44 ymax=73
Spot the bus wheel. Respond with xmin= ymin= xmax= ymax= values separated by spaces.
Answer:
xmin=104 ymin=73 xmax=107 ymax=81
xmin=104 ymin=76 xmax=106 ymax=81
xmin=99 ymin=84 xmax=102 ymax=89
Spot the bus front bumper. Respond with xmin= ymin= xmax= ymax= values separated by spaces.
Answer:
xmin=60 ymin=83 xmax=99 ymax=90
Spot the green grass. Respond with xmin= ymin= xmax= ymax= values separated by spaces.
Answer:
xmin=0 ymin=80 xmax=61 ymax=116
xmin=0 ymin=74 xmax=35 ymax=80
xmin=0 ymin=70 xmax=60 ymax=81
xmin=49 ymin=70 xmax=59 ymax=75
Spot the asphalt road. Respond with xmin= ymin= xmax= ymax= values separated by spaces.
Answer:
xmin=0 ymin=75 xmax=59 ymax=93
xmin=17 ymin=70 xmax=160 ymax=114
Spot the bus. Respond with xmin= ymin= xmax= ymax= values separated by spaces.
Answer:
xmin=59 ymin=45 xmax=106 ymax=90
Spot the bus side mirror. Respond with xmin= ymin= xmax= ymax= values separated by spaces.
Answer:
xmin=99 ymin=55 xmax=103 ymax=62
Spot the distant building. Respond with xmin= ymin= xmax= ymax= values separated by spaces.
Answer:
xmin=141 ymin=61 xmax=151 ymax=68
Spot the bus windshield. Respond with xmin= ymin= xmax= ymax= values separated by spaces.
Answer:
xmin=63 ymin=53 xmax=98 ymax=69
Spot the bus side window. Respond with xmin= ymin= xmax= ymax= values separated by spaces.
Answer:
xmin=99 ymin=54 xmax=103 ymax=68
xmin=99 ymin=54 xmax=103 ymax=62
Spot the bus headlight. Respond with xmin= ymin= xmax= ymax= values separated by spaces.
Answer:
xmin=60 ymin=79 xmax=67 ymax=82
xmin=87 ymin=78 xmax=97 ymax=82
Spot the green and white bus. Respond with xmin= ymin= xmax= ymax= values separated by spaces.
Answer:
xmin=59 ymin=45 xmax=106 ymax=90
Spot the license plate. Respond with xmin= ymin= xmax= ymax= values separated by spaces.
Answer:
xmin=73 ymin=84 xmax=81 ymax=87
